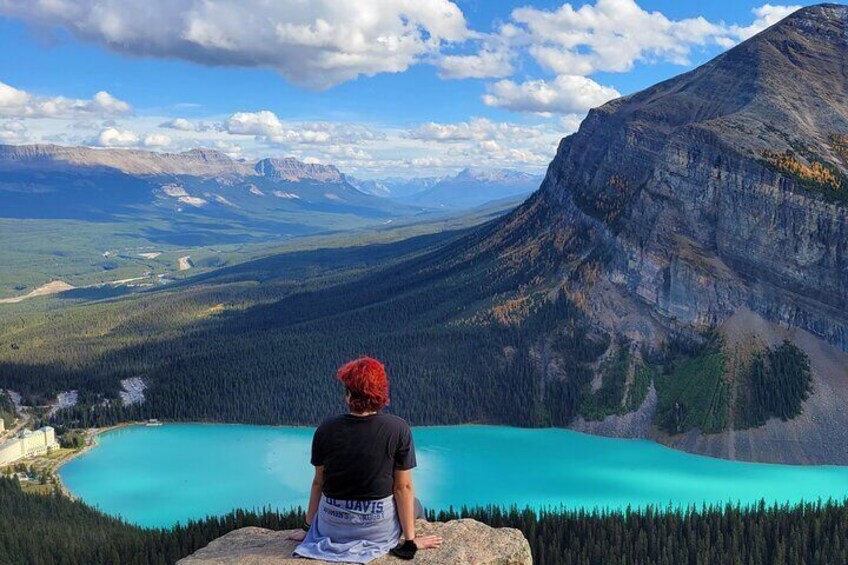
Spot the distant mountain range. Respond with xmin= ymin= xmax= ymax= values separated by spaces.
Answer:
xmin=0 ymin=145 xmax=393 ymax=227
xmin=348 ymin=176 xmax=440 ymax=198
xmin=350 ymin=168 xmax=542 ymax=209
xmin=0 ymin=144 xmax=543 ymax=243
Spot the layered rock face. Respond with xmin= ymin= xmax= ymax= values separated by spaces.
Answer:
xmin=529 ymin=4 xmax=848 ymax=352
xmin=0 ymin=144 xmax=347 ymax=184
xmin=177 ymin=520 xmax=532 ymax=565
xmin=254 ymin=157 xmax=344 ymax=183
xmin=467 ymin=4 xmax=848 ymax=463
xmin=0 ymin=145 xmax=255 ymax=176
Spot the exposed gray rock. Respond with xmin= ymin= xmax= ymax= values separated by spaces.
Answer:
xmin=570 ymin=383 xmax=658 ymax=439
xmin=255 ymin=158 xmax=343 ymax=184
xmin=0 ymin=144 xmax=255 ymax=176
xmin=535 ymin=3 xmax=848 ymax=352
xmin=653 ymin=312 xmax=848 ymax=465
xmin=119 ymin=378 xmax=146 ymax=407
xmin=485 ymin=4 xmax=848 ymax=463
xmin=177 ymin=520 xmax=532 ymax=565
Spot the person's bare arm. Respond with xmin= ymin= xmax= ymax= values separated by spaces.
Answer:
xmin=306 ymin=465 xmax=324 ymax=524
xmin=287 ymin=465 xmax=324 ymax=541
xmin=393 ymin=469 xmax=442 ymax=549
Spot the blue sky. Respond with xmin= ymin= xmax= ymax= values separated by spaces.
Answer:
xmin=0 ymin=0 xmax=816 ymax=177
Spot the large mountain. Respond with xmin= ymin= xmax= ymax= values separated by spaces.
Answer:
xmin=475 ymin=3 xmax=848 ymax=462
xmin=517 ymin=2 xmax=848 ymax=349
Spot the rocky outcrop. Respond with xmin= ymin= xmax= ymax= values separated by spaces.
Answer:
xmin=177 ymin=519 xmax=532 ymax=565
xmin=570 ymin=383 xmax=658 ymax=439
xmin=0 ymin=144 xmax=255 ymax=176
xmin=255 ymin=157 xmax=343 ymax=184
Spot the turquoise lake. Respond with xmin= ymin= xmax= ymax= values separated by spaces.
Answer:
xmin=60 ymin=424 xmax=848 ymax=528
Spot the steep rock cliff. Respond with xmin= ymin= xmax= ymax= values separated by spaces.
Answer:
xmin=527 ymin=3 xmax=848 ymax=349
xmin=474 ymin=4 xmax=848 ymax=462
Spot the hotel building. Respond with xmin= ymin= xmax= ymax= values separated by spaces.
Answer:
xmin=0 ymin=427 xmax=59 ymax=466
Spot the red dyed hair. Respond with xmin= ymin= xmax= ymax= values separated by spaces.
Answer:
xmin=337 ymin=356 xmax=390 ymax=413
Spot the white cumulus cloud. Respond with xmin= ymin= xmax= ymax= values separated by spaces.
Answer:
xmin=0 ymin=119 xmax=28 ymax=143
xmin=453 ymin=1 xmax=801 ymax=114
xmin=437 ymin=49 xmax=514 ymax=79
xmin=159 ymin=118 xmax=195 ymax=131
xmin=482 ymin=75 xmax=620 ymax=115
xmin=722 ymin=4 xmax=802 ymax=45
xmin=508 ymin=0 xmax=729 ymax=76
xmin=0 ymin=81 xmax=131 ymax=118
xmin=0 ymin=82 xmax=29 ymax=108
xmin=409 ymin=118 xmax=544 ymax=142
xmin=0 ymin=0 xmax=470 ymax=89
xmin=226 ymin=111 xmax=287 ymax=140
xmin=95 ymin=127 xmax=140 ymax=147
xmin=142 ymin=133 xmax=172 ymax=147
xmin=158 ymin=118 xmax=220 ymax=133
xmin=490 ymin=1 xmax=800 ymax=81
xmin=225 ymin=110 xmax=381 ymax=145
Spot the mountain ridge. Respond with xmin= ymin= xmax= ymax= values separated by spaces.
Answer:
xmin=464 ymin=2 xmax=848 ymax=461
xmin=0 ymin=143 xmax=544 ymax=212
xmin=482 ymin=2 xmax=848 ymax=343
xmin=0 ymin=144 xmax=347 ymax=180
xmin=346 ymin=168 xmax=544 ymax=210
xmin=254 ymin=157 xmax=344 ymax=183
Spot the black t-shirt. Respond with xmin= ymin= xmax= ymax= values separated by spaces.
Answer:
xmin=311 ymin=413 xmax=417 ymax=501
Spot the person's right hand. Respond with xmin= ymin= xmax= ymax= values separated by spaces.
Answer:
xmin=414 ymin=535 xmax=443 ymax=550
xmin=286 ymin=529 xmax=307 ymax=542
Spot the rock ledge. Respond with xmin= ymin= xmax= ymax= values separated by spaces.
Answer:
xmin=177 ymin=519 xmax=532 ymax=565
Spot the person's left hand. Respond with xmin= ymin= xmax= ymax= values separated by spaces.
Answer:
xmin=415 ymin=535 xmax=443 ymax=550
xmin=287 ymin=529 xmax=307 ymax=541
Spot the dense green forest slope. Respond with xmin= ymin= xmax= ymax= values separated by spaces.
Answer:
xmin=1 ymin=217 xmax=608 ymax=428
xmin=2 ymin=479 xmax=846 ymax=565
xmin=0 ymin=213 xmax=811 ymax=440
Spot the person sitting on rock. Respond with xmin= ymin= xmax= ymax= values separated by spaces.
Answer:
xmin=289 ymin=356 xmax=442 ymax=562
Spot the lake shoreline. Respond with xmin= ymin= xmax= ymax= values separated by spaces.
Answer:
xmin=55 ymin=422 xmax=137 ymax=500
xmin=55 ymin=422 xmax=848 ymax=529
xmin=56 ymin=420 xmax=323 ymax=501
xmin=54 ymin=417 xmax=848 ymax=495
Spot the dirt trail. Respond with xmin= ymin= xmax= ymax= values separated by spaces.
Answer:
xmin=0 ymin=271 xmax=164 ymax=306
xmin=0 ymin=281 xmax=75 ymax=304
